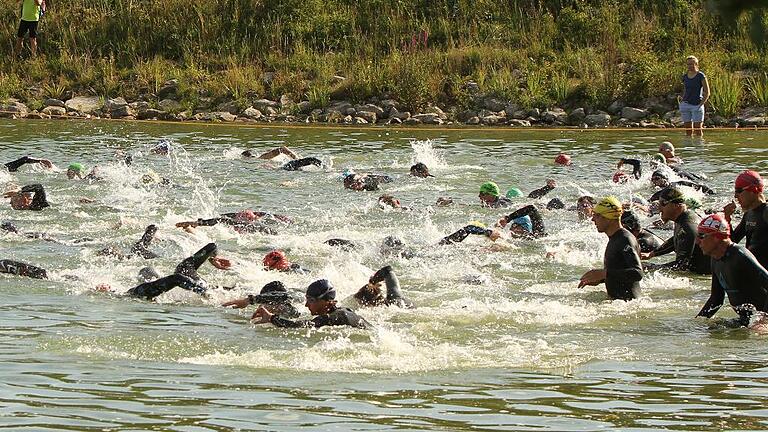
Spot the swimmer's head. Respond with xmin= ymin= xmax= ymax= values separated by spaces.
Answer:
xmin=1 ymin=221 xmax=18 ymax=233
xmin=479 ymin=181 xmax=500 ymax=205
xmin=67 ymin=163 xmax=85 ymax=179
xmin=652 ymin=153 xmax=667 ymax=165
xmin=234 ymin=209 xmax=257 ymax=223
xmin=620 ymin=211 xmax=641 ymax=233
xmin=593 ymin=196 xmax=623 ymax=220
xmin=378 ymin=194 xmax=401 ymax=209
xmin=658 ymin=141 xmax=675 ymax=158
xmin=354 ymin=282 xmax=384 ymax=307
xmin=612 ymin=171 xmax=629 ymax=184
xmin=263 ymin=250 xmax=290 ymax=271
xmin=546 ymin=198 xmax=565 ymax=210
xmin=697 ymin=213 xmax=730 ymax=239
xmin=509 ymin=215 xmax=533 ymax=237
xmin=260 ymin=280 xmax=286 ymax=294
xmin=735 ymin=170 xmax=764 ymax=194
xmin=152 ymin=141 xmax=171 ymax=155
xmin=241 ymin=150 xmax=255 ymax=158
xmin=576 ymin=195 xmax=597 ymax=220
xmin=305 ymin=279 xmax=337 ymax=314
xmin=410 ymin=162 xmax=433 ymax=178
xmin=554 ymin=153 xmax=572 ymax=166
xmin=651 ymin=169 xmax=669 ymax=187
xmin=505 ymin=187 xmax=523 ymax=198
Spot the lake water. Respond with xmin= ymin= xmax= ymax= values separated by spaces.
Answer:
xmin=1 ymin=120 xmax=767 ymax=431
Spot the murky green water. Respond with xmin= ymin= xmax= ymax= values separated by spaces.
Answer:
xmin=1 ymin=120 xmax=767 ymax=431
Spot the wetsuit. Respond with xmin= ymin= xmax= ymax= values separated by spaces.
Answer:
xmin=0 ymin=259 xmax=48 ymax=279
xmin=623 ymin=158 xmax=707 ymax=183
xmin=603 ymin=228 xmax=643 ymax=300
xmin=502 ymin=205 xmax=547 ymax=237
xmin=440 ymin=224 xmax=493 ymax=245
xmin=1 ymin=221 xmax=57 ymax=242
xmin=344 ymin=174 xmax=393 ymax=191
xmin=651 ymin=209 xmax=711 ymax=274
xmin=325 ymin=238 xmax=357 ymax=250
xmin=527 ymin=184 xmax=555 ymax=199
xmin=17 ymin=184 xmax=50 ymax=211
xmin=369 ymin=265 xmax=413 ymax=308
xmin=282 ymin=157 xmax=321 ymax=171
xmin=636 ymin=229 xmax=664 ymax=253
xmin=5 ymin=156 xmax=46 ymax=172
xmin=731 ymin=202 xmax=768 ymax=268
xmin=697 ymin=244 xmax=768 ymax=325
xmin=174 ymin=242 xmax=218 ymax=283
xmin=620 ymin=158 xmax=644 ymax=179
xmin=650 ymin=181 xmax=715 ymax=202
xmin=247 ymin=291 xmax=301 ymax=318
xmin=270 ymin=305 xmax=371 ymax=329
xmin=486 ymin=196 xmax=514 ymax=209
xmin=195 ymin=213 xmax=279 ymax=234
xmin=126 ymin=273 xmax=207 ymax=300
xmin=98 ymin=225 xmax=159 ymax=259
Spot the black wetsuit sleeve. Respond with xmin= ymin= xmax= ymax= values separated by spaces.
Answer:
xmin=370 ymin=265 xmax=413 ymax=307
xmin=0 ymin=259 xmax=48 ymax=279
xmin=20 ymin=184 xmax=50 ymax=210
xmin=282 ymin=157 xmax=322 ymax=171
xmin=676 ymin=180 xmax=715 ymax=195
xmin=653 ymin=236 xmax=675 ymax=257
xmin=129 ymin=225 xmax=158 ymax=259
xmin=270 ymin=315 xmax=314 ymax=328
xmin=504 ymin=205 xmax=547 ymax=236
xmin=439 ymin=225 xmax=491 ymax=245
xmin=527 ymin=184 xmax=554 ymax=199
xmin=196 ymin=213 xmax=237 ymax=227
xmin=174 ymin=243 xmax=217 ymax=279
xmin=5 ymin=156 xmax=41 ymax=172
xmin=731 ymin=217 xmax=746 ymax=244
xmin=697 ymin=270 xmax=725 ymax=318
xmin=126 ymin=274 xmax=207 ymax=300
xmin=620 ymin=159 xmax=642 ymax=179
xmin=649 ymin=190 xmax=662 ymax=202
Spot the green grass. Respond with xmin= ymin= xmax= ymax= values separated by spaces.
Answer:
xmin=747 ymin=72 xmax=768 ymax=108
xmin=709 ymin=71 xmax=743 ymax=118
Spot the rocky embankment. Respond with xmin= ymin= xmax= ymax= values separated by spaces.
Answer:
xmin=1 ymin=79 xmax=766 ymax=128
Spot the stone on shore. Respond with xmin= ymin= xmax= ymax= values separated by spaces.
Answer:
xmin=242 ymin=107 xmax=263 ymax=119
xmin=584 ymin=112 xmax=611 ymax=127
xmin=42 ymin=106 xmax=67 ymax=116
xmin=0 ymin=100 xmax=29 ymax=118
xmin=65 ymin=96 xmax=102 ymax=115
xmin=424 ymin=106 xmax=448 ymax=120
xmin=356 ymin=111 xmax=377 ymax=124
xmin=43 ymin=98 xmax=66 ymax=108
xmin=541 ymin=108 xmax=567 ymax=124
xmin=621 ymin=107 xmax=648 ymax=121
xmin=253 ymin=99 xmax=279 ymax=111
xmin=411 ymin=113 xmax=443 ymax=125
xmin=157 ymin=80 xmax=179 ymax=100
xmin=568 ymin=108 xmax=586 ymax=124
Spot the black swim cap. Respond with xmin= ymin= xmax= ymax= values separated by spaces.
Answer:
xmin=651 ymin=169 xmax=669 ymax=180
xmin=620 ymin=211 xmax=640 ymax=231
xmin=260 ymin=280 xmax=287 ymax=294
xmin=382 ymin=235 xmax=404 ymax=249
xmin=1 ymin=221 xmax=18 ymax=233
xmin=306 ymin=279 xmax=336 ymax=300
xmin=546 ymin=198 xmax=565 ymax=210
xmin=242 ymin=150 xmax=255 ymax=158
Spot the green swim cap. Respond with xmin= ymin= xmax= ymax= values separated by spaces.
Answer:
xmin=479 ymin=181 xmax=500 ymax=197
xmin=506 ymin=187 xmax=523 ymax=198
xmin=68 ymin=163 xmax=85 ymax=173
xmin=652 ymin=153 xmax=666 ymax=164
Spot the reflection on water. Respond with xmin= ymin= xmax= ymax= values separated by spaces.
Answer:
xmin=1 ymin=120 xmax=768 ymax=430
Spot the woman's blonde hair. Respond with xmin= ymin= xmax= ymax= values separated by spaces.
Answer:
xmin=686 ymin=55 xmax=699 ymax=64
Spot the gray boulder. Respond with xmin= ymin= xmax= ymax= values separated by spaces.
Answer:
xmin=253 ymin=99 xmax=279 ymax=111
xmin=621 ymin=107 xmax=648 ymax=121
xmin=526 ymin=108 xmax=540 ymax=119
xmin=380 ymin=100 xmax=399 ymax=111
xmin=137 ymin=108 xmax=167 ymax=120
xmin=457 ymin=110 xmax=478 ymax=123
xmin=424 ymin=105 xmax=448 ymax=120
xmin=481 ymin=114 xmax=503 ymax=125
xmin=104 ymin=97 xmax=128 ymax=112
xmin=607 ymin=100 xmax=624 ymax=114
xmin=42 ymin=106 xmax=67 ymax=116
xmin=483 ymin=97 xmax=507 ymax=112
xmin=387 ymin=117 xmax=403 ymax=125
xmin=352 ymin=117 xmax=368 ymax=125
xmin=297 ymin=101 xmax=312 ymax=114
xmin=242 ymin=106 xmax=263 ymax=119
xmin=357 ymin=104 xmax=385 ymax=117
xmin=216 ymin=101 xmax=240 ymax=115
xmin=210 ymin=111 xmax=236 ymax=122
xmin=403 ymin=117 xmax=422 ymax=125
xmin=411 ymin=113 xmax=443 ymax=125
xmin=466 ymin=116 xmax=481 ymax=125
xmin=110 ymin=105 xmax=134 ymax=119
xmin=742 ymin=116 xmax=766 ymax=126
xmin=26 ymin=112 xmax=50 ymax=120
xmin=584 ymin=113 xmax=611 ymax=127
xmin=389 ymin=108 xmax=411 ymax=120
xmin=65 ymin=96 xmax=102 ymax=114
xmin=158 ymin=99 xmax=182 ymax=112
xmin=44 ymin=98 xmax=66 ymax=108
xmin=356 ymin=111 xmax=377 ymax=124
xmin=0 ymin=101 xmax=29 ymax=118
xmin=541 ymin=108 xmax=567 ymax=124
xmin=568 ymin=108 xmax=586 ymax=124
xmin=508 ymin=119 xmax=532 ymax=127
xmin=157 ymin=79 xmax=179 ymax=100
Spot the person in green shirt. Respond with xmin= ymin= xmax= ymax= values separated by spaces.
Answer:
xmin=15 ymin=0 xmax=43 ymax=57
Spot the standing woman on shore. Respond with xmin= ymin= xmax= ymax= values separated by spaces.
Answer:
xmin=678 ymin=55 xmax=710 ymax=137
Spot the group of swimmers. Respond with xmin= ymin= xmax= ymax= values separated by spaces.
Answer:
xmin=2 ymin=139 xmax=768 ymax=330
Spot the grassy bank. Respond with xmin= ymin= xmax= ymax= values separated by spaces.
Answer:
xmin=1 ymin=0 xmax=767 ymax=115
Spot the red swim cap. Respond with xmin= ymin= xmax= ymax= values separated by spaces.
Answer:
xmin=612 ymin=171 xmax=629 ymax=184
xmin=697 ymin=213 xmax=730 ymax=238
xmin=554 ymin=153 xmax=572 ymax=166
xmin=263 ymin=250 xmax=290 ymax=271
xmin=234 ymin=209 xmax=257 ymax=223
xmin=735 ymin=170 xmax=763 ymax=193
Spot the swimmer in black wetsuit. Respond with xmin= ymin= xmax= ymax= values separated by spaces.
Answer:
xmin=324 ymin=238 xmax=358 ymax=251
xmin=281 ymin=157 xmax=322 ymax=171
xmin=241 ymin=146 xmax=299 ymax=160
xmin=252 ymin=279 xmax=371 ymax=329
xmin=578 ymin=196 xmax=643 ymax=300
xmin=439 ymin=222 xmax=501 ymax=245
xmin=649 ymin=170 xmax=714 ymax=201
xmin=176 ymin=210 xmax=289 ymax=235
xmin=0 ymin=259 xmax=48 ymax=279
xmin=262 ymin=250 xmax=310 ymax=274
xmin=352 ymin=265 xmax=413 ymax=308
xmin=642 ymin=187 xmax=711 ymax=274
xmin=410 ymin=162 xmax=433 ymax=178
xmin=97 ymin=224 xmax=159 ymax=260
xmin=478 ymin=182 xmax=513 ymax=208
xmin=4 ymin=156 xmax=53 ymax=172
xmin=221 ymin=281 xmax=301 ymax=319
xmin=4 ymin=184 xmax=49 ymax=210
xmin=620 ymin=211 xmax=664 ymax=253
xmin=724 ymin=170 xmax=768 ymax=268
xmin=695 ymin=214 xmax=768 ymax=326
xmin=343 ymin=173 xmax=393 ymax=191
xmin=1 ymin=220 xmax=57 ymax=242
xmin=497 ymin=204 xmax=547 ymax=238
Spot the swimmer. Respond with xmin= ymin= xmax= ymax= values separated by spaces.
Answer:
xmin=176 ymin=210 xmax=289 ymax=234
xmin=263 ymin=250 xmax=310 ymax=274
xmin=439 ymin=222 xmax=501 ymax=245
xmin=658 ymin=141 xmax=682 ymax=165
xmin=554 ymin=153 xmax=572 ymax=166
xmin=344 ymin=173 xmax=393 ymax=191
xmin=575 ymin=196 xmax=597 ymax=221
xmin=1 ymin=220 xmax=58 ymax=242
xmin=497 ymin=204 xmax=547 ymax=238
xmin=97 ymin=224 xmax=159 ymax=260
xmin=649 ymin=170 xmax=714 ymax=201
xmin=151 ymin=141 xmax=171 ymax=155
xmin=378 ymin=194 xmax=407 ymax=210
xmin=4 ymin=184 xmax=49 ymax=211
xmin=620 ymin=211 xmax=664 ymax=253
xmin=4 ymin=156 xmax=53 ymax=172
xmin=478 ymin=182 xmax=513 ymax=208
xmin=380 ymin=236 xmax=415 ymax=258
xmin=410 ymin=162 xmax=434 ymax=178
xmin=281 ymin=157 xmax=322 ymax=171
xmin=221 ymin=281 xmax=301 ymax=319
xmin=66 ymin=163 xmax=102 ymax=181
xmin=723 ymin=170 xmax=768 ymax=268
xmin=641 ymin=187 xmax=711 ymax=274
xmin=174 ymin=242 xmax=233 ymax=285
xmin=695 ymin=214 xmax=768 ymax=326
xmin=241 ymin=146 xmax=299 ymax=160
xmin=324 ymin=238 xmax=358 ymax=251
xmin=0 ymin=259 xmax=48 ymax=279
xmin=251 ymin=279 xmax=371 ymax=329
xmin=578 ymin=196 xmax=643 ymax=300
xmin=352 ymin=265 xmax=413 ymax=308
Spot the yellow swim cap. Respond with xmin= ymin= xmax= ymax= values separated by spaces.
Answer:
xmin=593 ymin=196 xmax=623 ymax=220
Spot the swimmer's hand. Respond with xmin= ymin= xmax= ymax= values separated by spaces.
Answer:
xmin=38 ymin=159 xmax=54 ymax=169
xmin=95 ymin=283 xmax=112 ymax=292
xmin=546 ymin=179 xmax=557 ymax=188
xmin=222 ymin=297 xmax=250 ymax=309
xmin=497 ymin=216 xmax=508 ymax=228
xmin=578 ymin=269 xmax=606 ymax=288
xmin=723 ymin=201 xmax=737 ymax=221
xmin=488 ymin=229 xmax=501 ymax=242
xmin=209 ymin=257 xmax=232 ymax=270
xmin=175 ymin=221 xmax=198 ymax=229
xmin=251 ymin=306 xmax=273 ymax=324
xmin=640 ymin=251 xmax=654 ymax=260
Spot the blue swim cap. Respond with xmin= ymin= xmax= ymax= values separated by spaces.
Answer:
xmin=511 ymin=215 xmax=533 ymax=233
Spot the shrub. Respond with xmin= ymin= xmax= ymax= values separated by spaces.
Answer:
xmin=708 ymin=71 xmax=743 ymax=118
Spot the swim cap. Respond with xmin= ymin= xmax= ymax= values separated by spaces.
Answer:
xmin=263 ymin=250 xmax=290 ymax=271
xmin=511 ymin=215 xmax=533 ymax=233
xmin=593 ymin=196 xmax=623 ymax=220
xmin=410 ymin=162 xmax=433 ymax=177
xmin=68 ymin=163 xmax=85 ymax=174
xmin=735 ymin=170 xmax=763 ymax=193
xmin=341 ymin=169 xmax=355 ymax=179
xmin=306 ymin=279 xmax=336 ymax=300
xmin=652 ymin=153 xmax=667 ymax=164
xmin=612 ymin=171 xmax=629 ymax=184
xmin=382 ymin=235 xmax=404 ymax=249
xmin=546 ymin=197 xmax=565 ymax=210
xmin=657 ymin=187 xmax=685 ymax=205
xmin=260 ymin=280 xmax=286 ymax=294
xmin=468 ymin=220 xmax=487 ymax=229
xmin=659 ymin=141 xmax=675 ymax=152
xmin=620 ymin=211 xmax=640 ymax=231
xmin=554 ymin=153 xmax=572 ymax=166
xmin=234 ymin=209 xmax=257 ymax=223
xmin=479 ymin=181 xmax=500 ymax=197
xmin=698 ymin=213 xmax=730 ymax=238
xmin=651 ymin=169 xmax=669 ymax=180
xmin=505 ymin=187 xmax=523 ymax=198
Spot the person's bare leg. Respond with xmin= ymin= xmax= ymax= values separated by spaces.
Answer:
xmin=693 ymin=121 xmax=703 ymax=137
xmin=15 ymin=37 xmax=23 ymax=56
xmin=29 ymin=37 xmax=37 ymax=57
xmin=684 ymin=121 xmax=693 ymax=136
